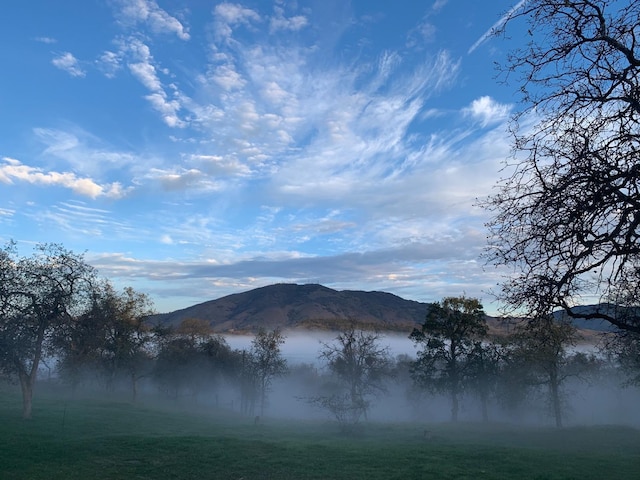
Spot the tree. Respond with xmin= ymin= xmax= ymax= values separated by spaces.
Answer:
xmin=604 ymin=330 xmax=640 ymax=386
xmin=57 ymin=281 xmax=156 ymax=401
xmin=153 ymin=319 xmax=238 ymax=402
xmin=0 ymin=242 xmax=95 ymax=418
xmin=410 ymin=296 xmax=488 ymax=422
xmin=313 ymin=326 xmax=391 ymax=429
xmin=465 ymin=340 xmax=504 ymax=422
xmin=508 ymin=317 xmax=579 ymax=428
xmin=484 ymin=0 xmax=640 ymax=332
xmin=248 ymin=328 xmax=287 ymax=416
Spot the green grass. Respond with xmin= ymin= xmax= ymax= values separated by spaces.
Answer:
xmin=1 ymin=386 xmax=639 ymax=479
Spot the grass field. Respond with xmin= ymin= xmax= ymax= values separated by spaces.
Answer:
xmin=1 ymin=386 xmax=639 ymax=479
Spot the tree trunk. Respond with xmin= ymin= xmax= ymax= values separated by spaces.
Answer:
xmin=131 ymin=372 xmax=138 ymax=403
xmin=20 ymin=324 xmax=45 ymax=419
xmin=480 ymin=389 xmax=489 ymax=423
xmin=18 ymin=371 xmax=34 ymax=419
xmin=550 ymin=375 xmax=563 ymax=428
xmin=451 ymin=389 xmax=459 ymax=422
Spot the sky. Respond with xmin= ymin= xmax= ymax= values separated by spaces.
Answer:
xmin=0 ymin=0 xmax=531 ymax=314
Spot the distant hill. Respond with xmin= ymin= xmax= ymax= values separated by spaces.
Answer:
xmin=553 ymin=304 xmax=630 ymax=332
xmin=150 ymin=283 xmax=431 ymax=333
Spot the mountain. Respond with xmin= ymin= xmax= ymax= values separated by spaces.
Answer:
xmin=150 ymin=283 xmax=431 ymax=333
xmin=150 ymin=283 xmax=618 ymax=335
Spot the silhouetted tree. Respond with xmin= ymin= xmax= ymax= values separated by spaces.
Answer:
xmin=604 ymin=331 xmax=640 ymax=387
xmin=508 ymin=317 xmax=579 ymax=428
xmin=57 ymin=281 xmax=156 ymax=401
xmin=312 ymin=326 xmax=391 ymax=429
xmin=154 ymin=319 xmax=237 ymax=402
xmin=249 ymin=328 xmax=287 ymax=416
xmin=465 ymin=340 xmax=504 ymax=422
xmin=410 ymin=296 xmax=488 ymax=422
xmin=0 ymin=242 xmax=95 ymax=418
xmin=484 ymin=0 xmax=640 ymax=333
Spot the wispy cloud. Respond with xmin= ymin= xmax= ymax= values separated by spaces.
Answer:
xmin=51 ymin=52 xmax=85 ymax=77
xmin=35 ymin=36 xmax=56 ymax=44
xmin=269 ymin=6 xmax=308 ymax=33
xmin=468 ymin=0 xmax=528 ymax=54
xmin=126 ymin=38 xmax=185 ymax=127
xmin=214 ymin=2 xmax=262 ymax=41
xmin=115 ymin=0 xmax=190 ymax=40
xmin=33 ymin=127 xmax=141 ymax=176
xmin=4 ymin=1 xmax=521 ymax=311
xmin=432 ymin=0 xmax=449 ymax=13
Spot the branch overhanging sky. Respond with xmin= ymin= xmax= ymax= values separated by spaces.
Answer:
xmin=1 ymin=0 xmax=529 ymax=313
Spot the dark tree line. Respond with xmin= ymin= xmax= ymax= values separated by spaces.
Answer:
xmin=0 ymin=242 xmax=288 ymax=419
xmin=409 ymin=296 xmax=605 ymax=428
xmin=305 ymin=296 xmax=634 ymax=430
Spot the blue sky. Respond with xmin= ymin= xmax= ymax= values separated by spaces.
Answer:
xmin=1 ymin=0 xmax=528 ymax=313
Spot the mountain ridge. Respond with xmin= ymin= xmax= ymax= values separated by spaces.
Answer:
xmin=149 ymin=283 xmax=618 ymax=335
xmin=149 ymin=283 xmax=430 ymax=333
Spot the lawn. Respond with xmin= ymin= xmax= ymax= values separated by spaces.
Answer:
xmin=1 ymin=386 xmax=639 ymax=480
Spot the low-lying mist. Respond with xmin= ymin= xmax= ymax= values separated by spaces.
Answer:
xmin=30 ymin=329 xmax=640 ymax=431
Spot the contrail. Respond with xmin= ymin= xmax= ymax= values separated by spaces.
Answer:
xmin=468 ymin=0 xmax=528 ymax=54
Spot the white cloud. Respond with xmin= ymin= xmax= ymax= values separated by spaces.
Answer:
xmin=432 ymin=0 xmax=448 ymax=12
xmin=214 ymin=3 xmax=261 ymax=40
xmin=126 ymin=39 xmax=186 ymax=127
xmin=0 ymin=157 xmax=128 ymax=199
xmin=463 ymin=96 xmax=511 ymax=126
xmin=269 ymin=7 xmax=308 ymax=33
xmin=51 ymin=52 xmax=86 ymax=77
xmin=116 ymin=0 xmax=190 ymax=40
xmin=212 ymin=64 xmax=246 ymax=90
xmin=129 ymin=61 xmax=162 ymax=91
xmin=145 ymin=93 xmax=185 ymax=128
xmin=146 ymin=167 xmax=222 ymax=192
xmin=215 ymin=3 xmax=261 ymax=24
xmin=190 ymin=155 xmax=252 ymax=176
xmin=97 ymin=50 xmax=122 ymax=78
xmin=35 ymin=36 xmax=57 ymax=44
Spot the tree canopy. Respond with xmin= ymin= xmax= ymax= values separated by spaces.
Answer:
xmin=0 ymin=242 xmax=96 ymax=418
xmin=484 ymin=0 xmax=640 ymax=332
xmin=410 ymin=296 xmax=488 ymax=422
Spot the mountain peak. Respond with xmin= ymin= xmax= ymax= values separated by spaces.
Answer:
xmin=150 ymin=283 xmax=428 ymax=333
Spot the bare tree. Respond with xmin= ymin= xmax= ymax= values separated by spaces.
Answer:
xmin=0 ymin=242 xmax=95 ymax=418
xmin=483 ymin=0 xmax=640 ymax=332
xmin=313 ymin=326 xmax=391 ymax=429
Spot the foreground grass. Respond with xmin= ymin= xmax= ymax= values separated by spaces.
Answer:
xmin=1 ymin=387 xmax=639 ymax=479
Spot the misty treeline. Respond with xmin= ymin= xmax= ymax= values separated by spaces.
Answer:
xmin=0 ymin=241 xmax=289 ymax=419
xmin=1 ymin=242 xmax=639 ymax=428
